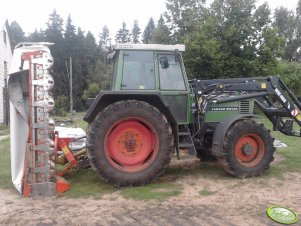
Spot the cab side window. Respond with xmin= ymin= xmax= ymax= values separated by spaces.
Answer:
xmin=158 ymin=54 xmax=186 ymax=90
xmin=121 ymin=51 xmax=155 ymax=90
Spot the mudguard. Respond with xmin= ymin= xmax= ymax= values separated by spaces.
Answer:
xmin=84 ymin=91 xmax=179 ymax=149
xmin=211 ymin=114 xmax=258 ymax=158
xmin=84 ymin=92 xmax=174 ymax=122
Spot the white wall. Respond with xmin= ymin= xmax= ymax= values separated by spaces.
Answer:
xmin=0 ymin=21 xmax=12 ymax=124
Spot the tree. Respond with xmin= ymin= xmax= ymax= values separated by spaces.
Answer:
xmin=74 ymin=31 xmax=98 ymax=109
xmin=164 ymin=0 xmax=207 ymax=42
xmin=183 ymin=0 xmax=285 ymax=79
xmin=45 ymin=9 xmax=64 ymax=42
xmin=150 ymin=16 xmax=172 ymax=44
xmin=295 ymin=0 xmax=301 ymax=60
xmin=45 ymin=9 xmax=66 ymax=101
xmin=115 ymin=22 xmax=131 ymax=43
xmin=184 ymin=20 xmax=226 ymax=79
xmin=27 ymin=29 xmax=45 ymax=42
xmin=97 ymin=26 xmax=113 ymax=87
xmin=82 ymin=83 xmax=101 ymax=102
xmin=65 ymin=15 xmax=76 ymax=40
xmin=209 ymin=0 xmax=275 ymax=77
xmin=142 ymin=18 xmax=155 ymax=44
xmin=131 ymin=20 xmax=141 ymax=43
xmin=64 ymin=15 xmax=76 ymax=56
xmin=273 ymin=6 xmax=297 ymax=61
xmin=99 ymin=25 xmax=111 ymax=51
xmin=9 ymin=21 xmax=26 ymax=48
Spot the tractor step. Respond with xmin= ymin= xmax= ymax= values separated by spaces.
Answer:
xmin=178 ymin=126 xmax=196 ymax=156
xmin=178 ymin=132 xmax=191 ymax=136
xmin=178 ymin=143 xmax=194 ymax=148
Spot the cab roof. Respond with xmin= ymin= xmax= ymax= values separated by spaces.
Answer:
xmin=113 ymin=43 xmax=185 ymax=52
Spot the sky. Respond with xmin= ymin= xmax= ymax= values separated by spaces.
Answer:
xmin=0 ymin=0 xmax=299 ymax=41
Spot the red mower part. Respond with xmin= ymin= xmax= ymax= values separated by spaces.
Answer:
xmin=234 ymin=133 xmax=265 ymax=167
xmin=56 ymin=176 xmax=70 ymax=193
xmin=105 ymin=119 xmax=159 ymax=173
xmin=23 ymin=183 xmax=30 ymax=197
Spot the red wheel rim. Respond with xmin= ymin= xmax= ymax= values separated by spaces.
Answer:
xmin=234 ymin=133 xmax=265 ymax=167
xmin=104 ymin=118 xmax=159 ymax=173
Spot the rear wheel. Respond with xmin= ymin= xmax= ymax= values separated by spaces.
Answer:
xmin=219 ymin=120 xmax=275 ymax=178
xmin=87 ymin=100 xmax=174 ymax=186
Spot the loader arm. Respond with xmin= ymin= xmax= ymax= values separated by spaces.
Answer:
xmin=192 ymin=76 xmax=301 ymax=137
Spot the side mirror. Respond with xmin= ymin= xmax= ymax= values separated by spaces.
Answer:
xmin=107 ymin=51 xmax=116 ymax=61
xmin=175 ymin=49 xmax=181 ymax=63
xmin=160 ymin=57 xmax=169 ymax=69
xmin=175 ymin=53 xmax=181 ymax=63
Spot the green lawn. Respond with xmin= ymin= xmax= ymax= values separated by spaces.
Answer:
xmin=0 ymin=124 xmax=9 ymax=136
xmin=0 ymin=138 xmax=13 ymax=189
xmin=0 ymin=113 xmax=300 ymax=199
xmin=54 ymin=111 xmax=87 ymax=130
xmin=199 ymin=187 xmax=217 ymax=196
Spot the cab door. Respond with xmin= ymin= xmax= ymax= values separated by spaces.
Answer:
xmin=157 ymin=53 xmax=189 ymax=124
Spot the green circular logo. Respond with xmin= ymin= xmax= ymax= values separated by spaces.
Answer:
xmin=267 ymin=206 xmax=299 ymax=225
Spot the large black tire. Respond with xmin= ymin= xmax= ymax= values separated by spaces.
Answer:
xmin=219 ymin=120 xmax=275 ymax=178
xmin=87 ymin=100 xmax=174 ymax=186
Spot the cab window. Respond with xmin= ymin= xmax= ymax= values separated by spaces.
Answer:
xmin=121 ymin=51 xmax=155 ymax=90
xmin=158 ymin=54 xmax=186 ymax=90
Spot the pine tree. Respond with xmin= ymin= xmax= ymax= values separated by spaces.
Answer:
xmin=64 ymin=15 xmax=76 ymax=56
xmin=65 ymin=15 xmax=76 ymax=39
xmin=131 ymin=20 xmax=141 ymax=43
xmin=150 ymin=16 xmax=171 ymax=44
xmin=99 ymin=25 xmax=111 ymax=51
xmin=45 ymin=9 xmax=64 ymax=42
xmin=115 ymin=22 xmax=131 ymax=43
xmin=9 ymin=21 xmax=26 ymax=48
xmin=165 ymin=0 xmax=207 ymax=42
xmin=142 ymin=18 xmax=155 ymax=44
xmin=45 ymin=9 xmax=66 ymax=100
xmin=27 ymin=29 xmax=45 ymax=42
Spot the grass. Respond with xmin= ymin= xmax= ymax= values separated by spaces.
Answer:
xmin=60 ymin=169 xmax=116 ymax=198
xmin=120 ymin=182 xmax=181 ymax=202
xmin=0 ymin=124 xmax=10 ymax=136
xmin=166 ymin=162 xmax=228 ymax=179
xmin=199 ymin=187 xmax=217 ymax=196
xmin=0 ymin=138 xmax=13 ymax=189
xmin=54 ymin=112 xmax=87 ymax=130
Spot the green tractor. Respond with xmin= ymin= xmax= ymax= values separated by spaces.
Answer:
xmin=84 ymin=43 xmax=301 ymax=186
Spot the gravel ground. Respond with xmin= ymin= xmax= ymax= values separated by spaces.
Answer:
xmin=0 ymin=156 xmax=300 ymax=226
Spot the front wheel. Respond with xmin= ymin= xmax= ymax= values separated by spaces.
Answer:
xmin=219 ymin=120 xmax=275 ymax=178
xmin=87 ymin=100 xmax=174 ymax=186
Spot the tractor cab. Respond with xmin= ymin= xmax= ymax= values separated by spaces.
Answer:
xmin=107 ymin=44 xmax=191 ymax=124
xmin=109 ymin=44 xmax=187 ymax=91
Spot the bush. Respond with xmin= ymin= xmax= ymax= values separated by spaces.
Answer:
xmin=54 ymin=95 xmax=69 ymax=116
xmin=55 ymin=107 xmax=67 ymax=117
xmin=276 ymin=61 xmax=301 ymax=97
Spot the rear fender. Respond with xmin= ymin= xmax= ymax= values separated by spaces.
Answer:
xmin=83 ymin=91 xmax=178 ymax=149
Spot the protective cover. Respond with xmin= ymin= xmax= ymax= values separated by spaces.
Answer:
xmin=8 ymin=43 xmax=54 ymax=194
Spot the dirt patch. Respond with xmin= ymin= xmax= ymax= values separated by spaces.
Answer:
xmin=0 ymin=157 xmax=300 ymax=226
